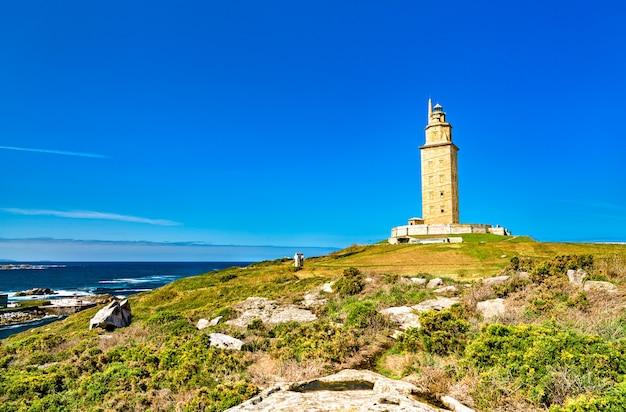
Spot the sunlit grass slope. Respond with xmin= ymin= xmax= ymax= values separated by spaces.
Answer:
xmin=3 ymin=236 xmax=626 ymax=411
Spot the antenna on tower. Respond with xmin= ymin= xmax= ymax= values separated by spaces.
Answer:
xmin=427 ymin=98 xmax=433 ymax=123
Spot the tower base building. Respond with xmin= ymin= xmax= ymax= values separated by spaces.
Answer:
xmin=389 ymin=100 xmax=509 ymax=244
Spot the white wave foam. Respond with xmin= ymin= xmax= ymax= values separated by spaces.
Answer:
xmin=7 ymin=290 xmax=92 ymax=300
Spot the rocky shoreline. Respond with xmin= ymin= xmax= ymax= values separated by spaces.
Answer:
xmin=1 ymin=292 xmax=115 ymax=330
xmin=13 ymin=288 xmax=56 ymax=297
xmin=0 ymin=309 xmax=47 ymax=326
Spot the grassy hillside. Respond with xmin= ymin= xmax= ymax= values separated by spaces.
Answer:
xmin=2 ymin=237 xmax=626 ymax=411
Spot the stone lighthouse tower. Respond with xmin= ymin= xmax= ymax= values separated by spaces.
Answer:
xmin=420 ymin=99 xmax=460 ymax=224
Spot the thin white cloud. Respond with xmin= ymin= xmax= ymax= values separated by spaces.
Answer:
xmin=0 ymin=145 xmax=107 ymax=159
xmin=1 ymin=208 xmax=180 ymax=226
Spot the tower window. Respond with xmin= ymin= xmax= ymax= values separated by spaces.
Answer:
xmin=441 ymin=209 xmax=445 ymax=213
xmin=440 ymin=191 xmax=444 ymax=197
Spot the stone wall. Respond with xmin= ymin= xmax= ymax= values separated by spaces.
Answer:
xmin=389 ymin=223 xmax=509 ymax=243
xmin=391 ymin=223 xmax=494 ymax=238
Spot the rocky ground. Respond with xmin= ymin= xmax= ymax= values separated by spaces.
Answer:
xmin=0 ymin=310 xmax=47 ymax=326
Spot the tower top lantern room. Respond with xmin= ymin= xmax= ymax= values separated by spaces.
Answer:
xmin=420 ymin=99 xmax=459 ymax=224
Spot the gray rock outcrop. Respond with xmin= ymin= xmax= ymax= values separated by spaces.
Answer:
xmin=226 ymin=297 xmax=317 ymax=328
xmin=0 ymin=310 xmax=47 ymax=326
xmin=89 ymin=299 xmax=131 ymax=330
xmin=442 ymin=395 xmax=475 ymax=412
xmin=482 ymin=276 xmax=510 ymax=286
xmin=413 ymin=297 xmax=459 ymax=312
xmin=410 ymin=277 xmax=427 ymax=286
xmin=196 ymin=318 xmax=210 ymax=330
xmin=14 ymin=288 xmax=56 ymax=296
xmin=426 ymin=278 xmax=443 ymax=289
xmin=382 ymin=297 xmax=459 ymax=330
xmin=197 ymin=315 xmax=224 ymax=330
xmin=584 ymin=280 xmax=618 ymax=293
xmin=434 ymin=286 xmax=459 ymax=295
xmin=208 ymin=333 xmax=244 ymax=350
xmin=226 ymin=369 xmax=446 ymax=411
xmin=380 ymin=306 xmax=421 ymax=330
xmin=476 ymin=298 xmax=506 ymax=319
xmin=567 ymin=269 xmax=587 ymax=286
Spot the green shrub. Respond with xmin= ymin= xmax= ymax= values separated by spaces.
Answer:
xmin=184 ymin=381 xmax=259 ymax=412
xmin=383 ymin=273 xmax=399 ymax=284
xmin=372 ymin=283 xmax=430 ymax=306
xmin=213 ymin=306 xmax=235 ymax=320
xmin=552 ymin=380 xmax=626 ymax=411
xmin=492 ymin=272 xmax=531 ymax=297
xmin=334 ymin=267 xmax=365 ymax=297
xmin=273 ymin=273 xmax=299 ymax=283
xmin=396 ymin=304 xmax=469 ymax=355
xmin=3 ymin=370 xmax=64 ymax=401
xmin=466 ymin=322 xmax=626 ymax=408
xmin=145 ymin=311 xmax=185 ymax=326
xmin=269 ymin=320 xmax=361 ymax=363
xmin=533 ymin=255 xmax=594 ymax=281
xmin=247 ymin=318 xmax=265 ymax=331
xmin=508 ymin=255 xmax=535 ymax=272
xmin=396 ymin=327 xmax=421 ymax=353
xmin=219 ymin=273 xmax=237 ymax=282
xmin=344 ymin=301 xmax=386 ymax=329
xmin=567 ymin=291 xmax=589 ymax=310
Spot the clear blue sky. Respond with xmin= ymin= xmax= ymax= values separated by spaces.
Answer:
xmin=1 ymin=1 xmax=625 ymax=261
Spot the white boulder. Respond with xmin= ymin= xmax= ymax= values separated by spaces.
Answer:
xmin=380 ymin=306 xmax=421 ymax=330
xmin=209 ymin=333 xmax=244 ymax=350
xmin=567 ymin=269 xmax=587 ymax=286
xmin=196 ymin=318 xmax=210 ymax=330
xmin=476 ymin=298 xmax=506 ymax=319
xmin=410 ymin=277 xmax=428 ymax=286
xmin=89 ymin=300 xmax=132 ymax=330
xmin=413 ymin=297 xmax=459 ymax=313
xmin=426 ymin=278 xmax=443 ymax=289
xmin=482 ymin=276 xmax=510 ymax=286
xmin=584 ymin=281 xmax=618 ymax=293
xmin=434 ymin=286 xmax=459 ymax=295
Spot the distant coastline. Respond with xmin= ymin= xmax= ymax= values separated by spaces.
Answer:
xmin=1 ymin=263 xmax=67 ymax=270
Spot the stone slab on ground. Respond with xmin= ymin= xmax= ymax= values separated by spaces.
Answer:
xmin=482 ymin=276 xmax=510 ymax=286
xmin=208 ymin=333 xmax=244 ymax=350
xmin=584 ymin=281 xmax=618 ymax=293
xmin=426 ymin=278 xmax=443 ymax=289
xmin=380 ymin=306 xmax=421 ymax=330
xmin=226 ymin=297 xmax=317 ymax=328
xmin=226 ymin=369 xmax=446 ymax=412
xmin=413 ymin=297 xmax=459 ymax=313
xmin=476 ymin=298 xmax=506 ymax=319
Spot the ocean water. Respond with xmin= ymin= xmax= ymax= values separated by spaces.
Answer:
xmin=0 ymin=261 xmax=251 ymax=339
xmin=0 ymin=261 xmax=250 ymax=297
